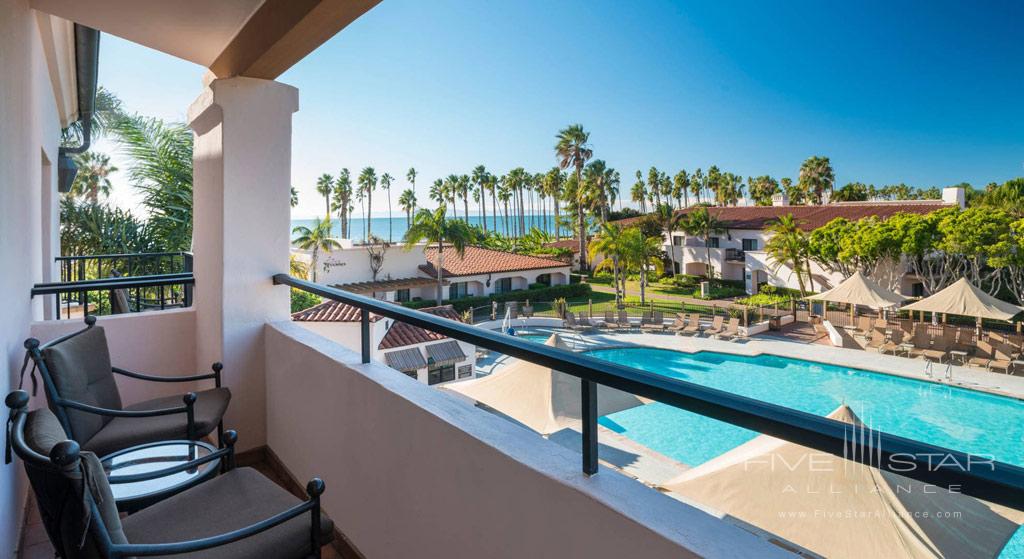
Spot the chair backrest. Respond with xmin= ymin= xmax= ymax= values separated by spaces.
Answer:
xmin=912 ymin=326 xmax=931 ymax=348
xmin=857 ymin=317 xmax=872 ymax=333
xmin=795 ymin=310 xmax=810 ymax=322
xmin=889 ymin=329 xmax=904 ymax=344
xmin=605 ymin=310 xmax=614 ymax=322
xmin=689 ymin=313 xmax=701 ymax=326
xmin=994 ymin=342 xmax=1016 ymax=362
xmin=31 ymin=322 xmax=123 ymax=444
xmin=710 ymin=315 xmax=723 ymax=329
xmin=6 ymin=392 xmax=127 ymax=559
xmin=977 ymin=340 xmax=995 ymax=359
xmin=653 ymin=311 xmax=664 ymax=323
xmin=618 ymin=310 xmax=628 ymax=322
xmin=726 ymin=317 xmax=739 ymax=331
xmin=564 ymin=311 xmax=576 ymax=325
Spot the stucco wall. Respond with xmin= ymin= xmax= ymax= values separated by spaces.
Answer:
xmin=0 ymin=3 xmax=63 ymax=556
xmin=264 ymin=321 xmax=790 ymax=559
xmin=29 ymin=309 xmax=202 ymax=406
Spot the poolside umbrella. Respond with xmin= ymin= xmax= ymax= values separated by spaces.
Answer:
xmin=661 ymin=405 xmax=1024 ymax=559
xmin=804 ymin=271 xmax=907 ymax=310
xmin=902 ymin=278 xmax=1023 ymax=325
xmin=446 ymin=334 xmax=644 ymax=435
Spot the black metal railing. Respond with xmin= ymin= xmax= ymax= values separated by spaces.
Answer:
xmin=275 ymin=273 xmax=1024 ymax=510
xmin=38 ymin=252 xmax=194 ymax=319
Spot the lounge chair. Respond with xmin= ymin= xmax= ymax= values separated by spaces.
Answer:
xmin=6 ymin=390 xmax=334 ymax=559
xmin=642 ymin=311 xmax=667 ymax=332
xmin=907 ymin=327 xmax=934 ymax=360
xmin=795 ymin=310 xmax=810 ymax=323
xmin=718 ymin=317 xmax=741 ymax=340
xmin=522 ymin=305 xmax=534 ymax=318
xmin=669 ymin=313 xmax=686 ymax=332
xmin=24 ymin=316 xmax=230 ymax=457
xmin=855 ymin=316 xmax=873 ymax=339
xmin=617 ymin=310 xmax=632 ymax=329
xmin=968 ymin=340 xmax=995 ymax=369
xmin=989 ymin=342 xmax=1016 ymax=374
xmin=602 ymin=310 xmax=619 ymax=329
xmin=865 ymin=328 xmax=887 ymax=351
xmin=639 ymin=311 xmax=653 ymax=328
xmin=879 ymin=329 xmax=905 ymax=355
xmin=952 ymin=327 xmax=975 ymax=352
xmin=704 ymin=315 xmax=725 ymax=337
xmin=683 ymin=313 xmax=703 ymax=335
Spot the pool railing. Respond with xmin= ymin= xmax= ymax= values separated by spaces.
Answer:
xmin=276 ymin=273 xmax=1024 ymax=510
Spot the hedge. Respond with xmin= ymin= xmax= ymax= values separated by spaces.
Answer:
xmin=402 ymin=282 xmax=593 ymax=312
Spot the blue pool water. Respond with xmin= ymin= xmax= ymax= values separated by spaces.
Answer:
xmin=586 ymin=348 xmax=1024 ymax=468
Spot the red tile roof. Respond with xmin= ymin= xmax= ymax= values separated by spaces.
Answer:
xmin=543 ymin=239 xmax=581 ymax=253
xmin=290 ymin=299 xmax=383 ymax=322
xmin=378 ymin=305 xmax=463 ymax=349
xmin=613 ymin=201 xmax=951 ymax=231
xmin=419 ymin=245 xmax=569 ymax=278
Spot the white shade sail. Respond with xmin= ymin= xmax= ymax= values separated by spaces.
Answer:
xmin=902 ymin=278 xmax=1024 ymax=322
xmin=446 ymin=334 xmax=644 ymax=435
xmin=662 ymin=405 xmax=1024 ymax=559
xmin=804 ymin=271 xmax=907 ymax=309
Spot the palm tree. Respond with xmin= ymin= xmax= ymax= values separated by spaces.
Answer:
xmin=506 ymin=167 xmax=529 ymax=237
xmin=316 ymin=173 xmax=334 ymax=228
xmin=291 ymin=217 xmax=340 ymax=282
xmin=69 ymin=151 xmax=117 ymax=203
xmin=458 ymin=174 xmax=471 ymax=225
xmin=555 ymin=124 xmax=593 ymax=269
xmin=747 ymin=175 xmax=780 ymax=206
xmin=358 ymin=167 xmax=377 ymax=240
xmin=647 ymin=167 xmax=662 ymax=208
xmin=380 ymin=172 xmax=394 ymax=242
xmin=403 ymin=208 xmax=473 ymax=305
xmin=542 ymin=167 xmax=565 ymax=239
xmin=429 ymin=179 xmax=445 ymax=210
xmin=290 ymin=186 xmax=299 ymax=208
xmin=620 ymin=227 xmax=664 ymax=305
xmin=406 ymin=167 xmax=417 ymax=193
xmin=332 ymin=169 xmax=352 ymax=238
xmin=631 ymin=171 xmax=647 ymax=213
xmin=679 ymin=206 xmax=726 ymax=279
xmin=398 ymin=188 xmax=417 ymax=227
xmin=673 ymin=170 xmax=689 ymax=209
xmin=289 ymin=253 xmax=309 ymax=279
xmin=654 ymin=203 xmax=679 ymax=276
xmin=444 ymin=174 xmax=460 ymax=220
xmin=497 ymin=176 xmax=512 ymax=236
xmin=690 ymin=168 xmax=704 ymax=205
xmin=487 ymin=173 xmax=499 ymax=233
xmin=764 ymin=214 xmax=813 ymax=295
xmin=472 ymin=165 xmax=488 ymax=232
xmin=799 ymin=156 xmax=835 ymax=205
xmin=584 ymin=160 xmax=618 ymax=223
xmin=589 ymin=222 xmax=626 ymax=306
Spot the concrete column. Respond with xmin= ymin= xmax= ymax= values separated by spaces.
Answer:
xmin=188 ymin=77 xmax=298 ymax=449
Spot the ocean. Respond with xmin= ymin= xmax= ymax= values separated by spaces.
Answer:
xmin=290 ymin=214 xmax=560 ymax=243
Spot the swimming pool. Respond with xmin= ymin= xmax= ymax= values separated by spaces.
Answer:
xmin=585 ymin=348 xmax=1024 ymax=468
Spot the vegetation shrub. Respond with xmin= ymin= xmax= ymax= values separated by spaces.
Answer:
xmin=402 ymin=282 xmax=592 ymax=312
xmin=290 ymin=288 xmax=321 ymax=313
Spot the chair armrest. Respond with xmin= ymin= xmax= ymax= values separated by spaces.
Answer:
xmin=112 ymin=367 xmax=217 ymax=383
xmin=58 ymin=398 xmax=191 ymax=418
xmin=110 ymin=478 xmax=326 ymax=557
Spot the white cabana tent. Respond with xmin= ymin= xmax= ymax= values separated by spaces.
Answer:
xmin=902 ymin=278 xmax=1024 ymax=323
xmin=805 ymin=270 xmax=907 ymax=309
xmin=447 ymin=334 xmax=644 ymax=435
xmin=662 ymin=405 xmax=1023 ymax=559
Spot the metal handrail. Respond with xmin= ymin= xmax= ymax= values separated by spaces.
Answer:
xmin=31 ymin=273 xmax=195 ymax=296
xmin=54 ymin=251 xmax=190 ymax=261
xmin=274 ymin=273 xmax=1024 ymax=510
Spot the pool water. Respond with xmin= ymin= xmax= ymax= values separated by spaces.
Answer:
xmin=587 ymin=348 xmax=1024 ymax=468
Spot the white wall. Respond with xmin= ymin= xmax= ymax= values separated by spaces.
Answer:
xmin=30 ymin=309 xmax=201 ymax=405
xmin=264 ymin=321 xmax=789 ymax=559
xmin=0 ymin=3 xmax=64 ymax=556
xmin=312 ymin=244 xmax=428 ymax=286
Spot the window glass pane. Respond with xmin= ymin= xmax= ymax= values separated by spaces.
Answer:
xmin=708 ymin=237 xmax=720 ymax=248
xmin=395 ymin=289 xmax=410 ymax=302
xmin=742 ymin=239 xmax=758 ymax=251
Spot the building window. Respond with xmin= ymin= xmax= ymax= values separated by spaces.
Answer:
xmin=742 ymin=239 xmax=758 ymax=251
xmin=458 ymin=365 xmax=473 ymax=379
xmin=708 ymin=237 xmax=720 ymax=248
xmin=535 ymin=274 xmax=551 ymax=286
xmin=428 ymin=364 xmax=455 ymax=385
xmin=395 ymin=289 xmax=411 ymax=302
xmin=912 ymin=283 xmax=925 ymax=297
xmin=494 ymin=277 xmax=513 ymax=293
xmin=402 ymin=369 xmax=418 ymax=380
xmin=449 ymin=282 xmax=469 ymax=299
xmin=672 ymin=235 xmax=683 ymax=246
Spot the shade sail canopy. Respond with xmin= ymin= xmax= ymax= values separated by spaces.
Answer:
xmin=446 ymin=334 xmax=644 ymax=435
xmin=902 ymin=278 xmax=1024 ymax=322
xmin=662 ymin=405 xmax=1024 ymax=559
xmin=804 ymin=271 xmax=907 ymax=309
xmin=425 ymin=340 xmax=466 ymax=366
xmin=383 ymin=347 xmax=426 ymax=372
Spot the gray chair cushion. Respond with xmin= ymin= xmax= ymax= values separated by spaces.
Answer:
xmin=41 ymin=326 xmax=122 ymax=443
xmin=122 ymin=467 xmax=334 ymax=559
xmin=24 ymin=407 xmax=69 ymax=456
xmin=82 ymin=387 xmax=231 ymax=457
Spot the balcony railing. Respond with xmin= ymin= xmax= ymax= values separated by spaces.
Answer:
xmin=275 ymin=273 xmax=1024 ymax=510
xmin=35 ymin=252 xmax=194 ymax=319
xmin=724 ymin=248 xmax=745 ymax=262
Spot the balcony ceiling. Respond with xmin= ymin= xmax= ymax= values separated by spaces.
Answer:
xmin=30 ymin=0 xmax=380 ymax=79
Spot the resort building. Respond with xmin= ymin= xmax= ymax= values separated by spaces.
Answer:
xmin=291 ymin=301 xmax=476 ymax=386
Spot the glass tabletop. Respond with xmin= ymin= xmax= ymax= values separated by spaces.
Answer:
xmin=101 ymin=441 xmax=217 ymax=502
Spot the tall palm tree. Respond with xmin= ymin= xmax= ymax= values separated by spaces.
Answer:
xmin=487 ymin=173 xmax=499 ymax=233
xmin=589 ymin=222 xmax=626 ymax=306
xmin=555 ymin=124 xmax=593 ymax=269
xmin=443 ymin=174 xmax=460 ymax=220
xmin=679 ymin=206 xmax=726 ymax=279
xmin=403 ymin=207 xmax=473 ymax=305
xmin=647 ymin=167 xmax=662 ymax=208
xmin=429 ymin=179 xmax=445 ymax=210
xmin=332 ymin=169 xmax=352 ymax=238
xmin=380 ymin=172 xmax=394 ymax=241
xmin=631 ymin=171 xmax=647 ymax=213
xmin=398 ymin=188 xmax=417 ymax=227
xmin=316 ymin=173 xmax=334 ymax=228
xmin=765 ymin=214 xmax=813 ymax=295
xmin=358 ymin=167 xmax=377 ymax=240
xmin=799 ymin=156 xmax=835 ymax=205
xmin=290 ymin=186 xmax=299 ymax=208
xmin=406 ymin=167 xmax=417 ymax=193
xmin=497 ymin=176 xmax=512 ymax=236
xmin=458 ymin=174 xmax=471 ymax=225
xmin=690 ymin=168 xmax=704 ymax=205
xmin=654 ymin=203 xmax=679 ymax=276
xmin=673 ymin=169 xmax=689 ymax=209
xmin=472 ymin=165 xmax=488 ymax=232
xmin=506 ymin=168 xmax=529 ymax=237
xmin=291 ymin=217 xmax=340 ymax=282
xmin=69 ymin=151 xmax=117 ymax=203
xmin=584 ymin=160 xmax=617 ymax=223
xmin=542 ymin=167 xmax=564 ymax=239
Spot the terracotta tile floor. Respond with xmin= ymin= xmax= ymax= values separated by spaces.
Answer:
xmin=18 ymin=461 xmax=344 ymax=559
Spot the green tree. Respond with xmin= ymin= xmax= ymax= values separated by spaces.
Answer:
xmin=690 ymin=168 xmax=704 ymax=205
xmin=937 ymin=206 xmax=1013 ymax=291
xmin=472 ymin=165 xmax=489 ymax=232
xmin=291 ymin=217 xmax=340 ymax=282
xmin=832 ymin=182 xmax=870 ymax=202
xmin=654 ymin=203 xmax=679 ymax=276
xmin=584 ymin=160 xmax=618 ymax=223
xmin=381 ymin=172 xmax=395 ymax=241
xmin=60 ymin=198 xmax=156 ymax=258
xmin=798 ymin=156 xmax=835 ymax=205
xmin=673 ymin=169 xmax=690 ymax=209
xmin=68 ymin=151 xmax=117 ymax=203
xmin=402 ymin=207 xmax=473 ymax=305
xmin=542 ymin=167 xmax=565 ymax=239
xmin=590 ymin=222 xmax=626 ymax=306
xmin=747 ymin=175 xmax=780 ymax=206
xmin=764 ymin=214 xmax=813 ymax=295
xmin=679 ymin=206 xmax=726 ymax=279
xmin=316 ymin=173 xmax=334 ymax=227
xmin=781 ymin=177 xmax=803 ymax=205
xmin=631 ymin=171 xmax=647 ymax=213
xmin=358 ymin=167 xmax=377 ymax=240
xmin=290 ymin=186 xmax=299 ymax=208
xmin=332 ymin=169 xmax=353 ymax=238
xmin=555 ymin=124 xmax=594 ymax=269
xmin=398 ymin=188 xmax=417 ymax=227
xmin=619 ymin=227 xmax=664 ymax=304
xmin=807 ymin=217 xmax=859 ymax=278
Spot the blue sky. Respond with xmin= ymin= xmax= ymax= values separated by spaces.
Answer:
xmin=96 ymin=0 xmax=1024 ymax=218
